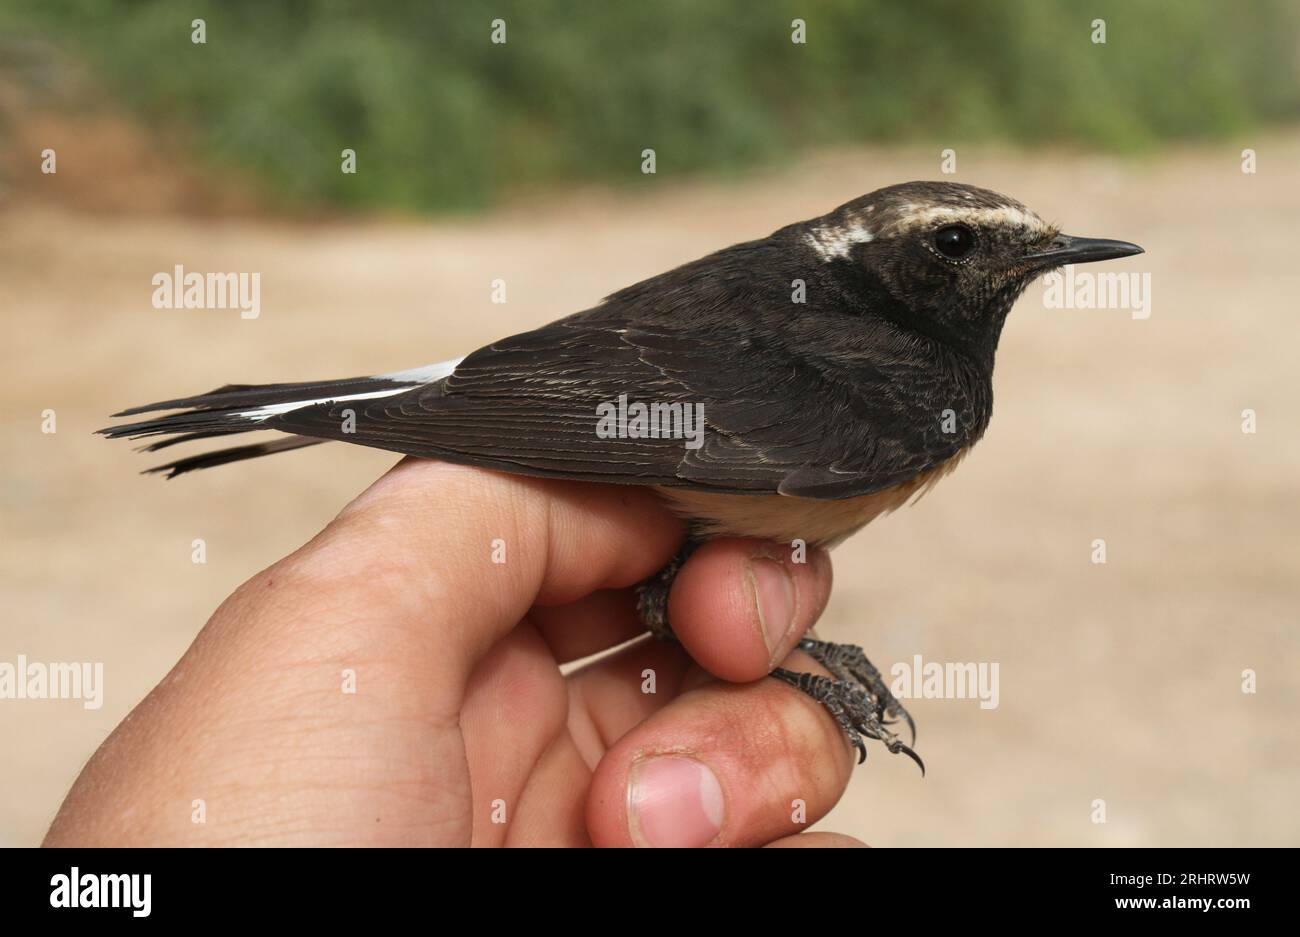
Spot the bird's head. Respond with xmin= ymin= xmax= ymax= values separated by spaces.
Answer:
xmin=801 ymin=181 xmax=1143 ymax=354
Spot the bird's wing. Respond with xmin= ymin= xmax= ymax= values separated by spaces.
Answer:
xmin=261 ymin=310 xmax=962 ymax=499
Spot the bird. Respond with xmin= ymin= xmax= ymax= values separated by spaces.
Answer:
xmin=101 ymin=181 xmax=1143 ymax=772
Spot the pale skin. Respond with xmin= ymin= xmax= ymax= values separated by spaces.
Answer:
xmin=44 ymin=458 xmax=867 ymax=847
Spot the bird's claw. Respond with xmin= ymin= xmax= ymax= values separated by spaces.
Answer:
xmin=772 ymin=640 xmax=923 ymax=773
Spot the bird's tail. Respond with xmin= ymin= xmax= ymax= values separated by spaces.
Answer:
xmin=99 ymin=362 xmax=457 ymax=477
xmin=133 ymin=435 xmax=327 ymax=477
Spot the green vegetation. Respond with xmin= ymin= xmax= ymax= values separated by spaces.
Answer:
xmin=3 ymin=0 xmax=1297 ymax=212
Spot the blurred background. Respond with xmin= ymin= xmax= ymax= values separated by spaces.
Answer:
xmin=2 ymin=0 xmax=1298 ymax=847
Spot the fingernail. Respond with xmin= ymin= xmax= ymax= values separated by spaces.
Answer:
xmin=748 ymin=557 xmax=795 ymax=660
xmin=628 ymin=755 xmax=725 ymax=848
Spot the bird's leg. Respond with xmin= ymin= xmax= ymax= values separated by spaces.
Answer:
xmin=634 ymin=541 xmax=699 ymax=642
xmin=635 ymin=543 xmax=923 ymax=773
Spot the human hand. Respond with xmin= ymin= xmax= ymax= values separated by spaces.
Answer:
xmin=44 ymin=458 xmax=864 ymax=847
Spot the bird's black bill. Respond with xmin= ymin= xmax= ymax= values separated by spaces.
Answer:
xmin=1024 ymin=234 xmax=1144 ymax=266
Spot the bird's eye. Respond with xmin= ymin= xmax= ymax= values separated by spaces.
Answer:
xmin=933 ymin=224 xmax=976 ymax=260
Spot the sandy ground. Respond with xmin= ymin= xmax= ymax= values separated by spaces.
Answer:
xmin=2 ymin=138 xmax=1298 ymax=848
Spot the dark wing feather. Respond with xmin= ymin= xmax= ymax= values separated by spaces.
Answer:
xmin=264 ymin=308 xmax=973 ymax=499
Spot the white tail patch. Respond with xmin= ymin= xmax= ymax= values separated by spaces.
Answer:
xmin=379 ymin=358 xmax=464 ymax=383
xmin=237 ymin=356 xmax=464 ymax=422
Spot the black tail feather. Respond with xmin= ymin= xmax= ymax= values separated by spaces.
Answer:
xmin=103 ymin=371 xmax=424 ymax=476
xmin=145 ymin=436 xmax=326 ymax=478
xmin=99 ymin=408 xmax=259 ymax=441
xmin=136 ymin=430 xmax=252 ymax=452
xmin=102 ymin=373 xmax=422 ymax=441
xmin=112 ymin=374 xmax=414 ymax=417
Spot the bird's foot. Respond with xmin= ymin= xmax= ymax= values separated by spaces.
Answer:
xmin=772 ymin=639 xmax=923 ymax=773
xmin=795 ymin=638 xmax=917 ymax=746
xmin=637 ymin=549 xmax=922 ymax=773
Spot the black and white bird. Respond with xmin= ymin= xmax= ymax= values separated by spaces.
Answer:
xmin=103 ymin=181 xmax=1143 ymax=769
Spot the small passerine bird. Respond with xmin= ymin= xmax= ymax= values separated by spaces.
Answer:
xmin=102 ymin=181 xmax=1143 ymax=771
